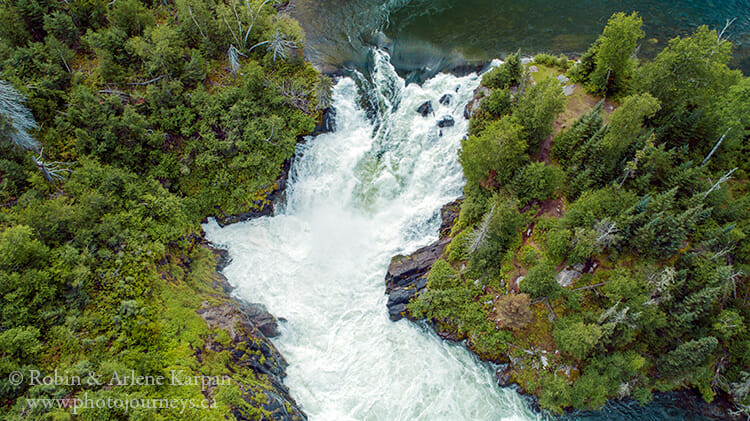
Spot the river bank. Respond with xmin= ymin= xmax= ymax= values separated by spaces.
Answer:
xmin=380 ymin=34 xmax=749 ymax=417
xmin=192 ymin=106 xmax=340 ymax=419
xmin=383 ymin=195 xmax=745 ymax=420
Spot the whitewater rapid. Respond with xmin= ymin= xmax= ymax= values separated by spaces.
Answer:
xmin=204 ymin=51 xmax=538 ymax=421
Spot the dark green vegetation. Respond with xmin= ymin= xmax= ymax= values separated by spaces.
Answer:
xmin=0 ymin=0 xmax=326 ymax=419
xmin=410 ymin=13 xmax=750 ymax=416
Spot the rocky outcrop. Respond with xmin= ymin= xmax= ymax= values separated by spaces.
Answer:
xmin=555 ymin=264 xmax=583 ymax=287
xmin=439 ymin=94 xmax=452 ymax=106
xmin=214 ymin=158 xmax=292 ymax=227
xmin=201 ymin=244 xmax=305 ymax=421
xmin=495 ymin=365 xmax=513 ymax=387
xmin=385 ymin=198 xmax=462 ymax=321
xmin=463 ymin=86 xmax=490 ymax=119
xmin=311 ymin=107 xmax=336 ymax=135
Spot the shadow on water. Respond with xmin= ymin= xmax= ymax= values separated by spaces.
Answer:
xmin=290 ymin=0 xmax=750 ymax=79
xmin=556 ymin=391 xmax=739 ymax=420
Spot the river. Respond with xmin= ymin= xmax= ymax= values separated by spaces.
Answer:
xmin=289 ymin=0 xmax=750 ymax=78
xmin=203 ymin=48 xmax=723 ymax=419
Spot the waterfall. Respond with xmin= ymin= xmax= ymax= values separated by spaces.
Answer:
xmin=204 ymin=50 xmax=537 ymax=421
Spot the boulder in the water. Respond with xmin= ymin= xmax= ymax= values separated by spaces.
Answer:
xmin=312 ymin=107 xmax=336 ymax=135
xmin=437 ymin=115 xmax=455 ymax=128
xmin=416 ymin=101 xmax=433 ymax=117
xmin=439 ymin=94 xmax=452 ymax=105
xmin=495 ymin=365 xmax=513 ymax=387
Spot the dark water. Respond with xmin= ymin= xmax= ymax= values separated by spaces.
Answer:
xmin=290 ymin=0 xmax=750 ymax=77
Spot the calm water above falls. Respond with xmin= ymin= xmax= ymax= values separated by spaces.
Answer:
xmin=204 ymin=51 xmax=718 ymax=420
xmin=290 ymin=0 xmax=750 ymax=77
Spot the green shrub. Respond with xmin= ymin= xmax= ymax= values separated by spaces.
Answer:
xmin=511 ymin=162 xmax=563 ymax=204
xmin=519 ymin=261 xmax=561 ymax=299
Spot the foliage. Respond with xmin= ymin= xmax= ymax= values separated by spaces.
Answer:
xmin=481 ymin=53 xmax=523 ymax=89
xmin=417 ymin=13 xmax=750 ymax=416
xmin=514 ymin=76 xmax=566 ymax=150
xmin=0 ymin=0 xmax=323 ymax=418
xmin=572 ymin=12 xmax=644 ymax=95
xmin=533 ymin=54 xmax=571 ymax=71
xmin=636 ymin=26 xmax=742 ymax=152
xmin=566 ymin=93 xmax=660 ymax=196
xmin=520 ymin=261 xmax=561 ymax=300
xmin=470 ymin=197 xmax=524 ymax=277
xmin=511 ymin=162 xmax=563 ymax=204
xmin=554 ymin=318 xmax=603 ymax=360
xmin=458 ymin=116 xmax=527 ymax=191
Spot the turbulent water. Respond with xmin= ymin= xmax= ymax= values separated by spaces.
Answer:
xmin=205 ymin=51 xmax=537 ymax=420
xmin=290 ymin=0 xmax=750 ymax=77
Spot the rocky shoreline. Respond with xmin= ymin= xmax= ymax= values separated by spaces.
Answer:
xmin=385 ymin=199 xmax=460 ymax=322
xmin=383 ymin=198 xmax=744 ymax=420
xmin=189 ymin=113 xmax=339 ymax=420
xmin=197 ymin=243 xmax=307 ymax=420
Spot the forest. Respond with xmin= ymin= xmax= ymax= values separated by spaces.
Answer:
xmin=408 ymin=12 xmax=750 ymax=416
xmin=0 ymin=0 xmax=327 ymax=419
xmin=2 ymin=0 xmax=749 ymax=418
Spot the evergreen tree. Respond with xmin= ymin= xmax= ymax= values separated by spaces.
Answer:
xmin=552 ymin=101 xmax=604 ymax=166
xmin=515 ymin=77 xmax=566 ymax=151
xmin=588 ymin=12 xmax=644 ymax=95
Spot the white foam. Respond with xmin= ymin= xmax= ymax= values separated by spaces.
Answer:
xmin=204 ymin=50 xmax=538 ymax=421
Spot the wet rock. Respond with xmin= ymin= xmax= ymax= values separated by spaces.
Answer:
xmin=388 ymin=287 xmax=414 ymax=306
xmin=312 ymin=107 xmax=336 ymax=135
xmin=212 ymin=247 xmax=232 ymax=272
xmin=242 ymin=302 xmax=281 ymax=338
xmin=528 ymin=65 xmax=539 ymax=73
xmin=197 ymin=301 xmax=306 ymax=420
xmin=439 ymin=94 xmax=452 ymax=105
xmin=437 ymin=115 xmax=455 ymax=128
xmin=464 ymin=86 xmax=490 ymax=119
xmin=562 ymin=84 xmax=576 ymax=96
xmin=417 ymin=101 xmax=433 ymax=117
xmin=385 ymin=199 xmax=462 ymax=321
xmin=385 ymin=237 xmax=451 ymax=293
xmin=388 ymin=303 xmax=408 ymax=321
xmin=439 ymin=198 xmax=461 ymax=238
xmin=495 ymin=365 xmax=513 ymax=387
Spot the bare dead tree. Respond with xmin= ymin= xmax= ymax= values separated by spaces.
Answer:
xmin=645 ymin=266 xmax=674 ymax=306
xmin=187 ymin=5 xmax=206 ymax=39
xmin=702 ymin=167 xmax=737 ymax=199
xmin=228 ymin=44 xmax=246 ymax=76
xmin=701 ymin=127 xmax=732 ymax=167
xmin=469 ymin=204 xmax=496 ymax=254
xmin=593 ymin=219 xmax=618 ymax=248
xmin=0 ymin=79 xmax=39 ymax=150
xmin=32 ymin=148 xmax=74 ymax=182
xmin=252 ymin=28 xmax=297 ymax=62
